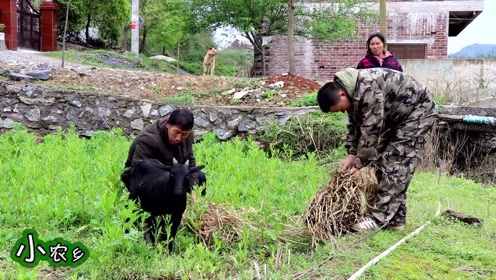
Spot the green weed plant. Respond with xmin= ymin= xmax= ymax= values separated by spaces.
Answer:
xmin=0 ymin=125 xmax=495 ymax=279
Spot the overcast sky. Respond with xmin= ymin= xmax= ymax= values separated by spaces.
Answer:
xmin=448 ymin=1 xmax=494 ymax=54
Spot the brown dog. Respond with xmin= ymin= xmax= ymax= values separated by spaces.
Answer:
xmin=203 ymin=47 xmax=217 ymax=76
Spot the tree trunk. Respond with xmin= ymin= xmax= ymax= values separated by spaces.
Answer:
xmin=140 ymin=26 xmax=147 ymax=53
xmin=288 ymin=0 xmax=296 ymax=76
xmin=256 ymin=34 xmax=267 ymax=76
xmin=85 ymin=14 xmax=91 ymax=48
xmin=121 ymin=25 xmax=130 ymax=51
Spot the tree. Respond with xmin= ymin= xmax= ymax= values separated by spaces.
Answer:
xmin=190 ymin=0 xmax=286 ymax=76
xmin=56 ymin=0 xmax=130 ymax=48
xmin=133 ymin=0 xmax=197 ymax=56
xmin=189 ymin=0 xmax=375 ymax=76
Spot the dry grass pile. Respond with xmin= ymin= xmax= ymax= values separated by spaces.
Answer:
xmin=184 ymin=198 xmax=251 ymax=246
xmin=303 ymin=169 xmax=378 ymax=247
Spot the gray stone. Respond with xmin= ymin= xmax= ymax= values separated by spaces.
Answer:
xmin=238 ymin=118 xmax=257 ymax=132
xmin=22 ymin=85 xmax=36 ymax=97
xmin=159 ymin=105 xmax=175 ymax=116
xmin=48 ymin=125 xmax=62 ymax=130
xmin=19 ymin=96 xmax=56 ymax=106
xmin=141 ymin=102 xmax=152 ymax=118
xmin=18 ymin=67 xmax=33 ymax=75
xmin=277 ymin=115 xmax=292 ymax=126
xmin=3 ymin=108 xmax=11 ymax=112
xmin=131 ymin=119 xmax=144 ymax=130
xmin=208 ymin=111 xmax=219 ymax=122
xmin=25 ymin=70 xmax=51 ymax=81
xmin=227 ymin=116 xmax=242 ymax=129
xmin=71 ymin=68 xmax=86 ymax=76
xmin=213 ymin=128 xmax=235 ymax=141
xmin=194 ymin=117 xmax=210 ymax=128
xmin=6 ymin=84 xmax=22 ymax=94
xmin=124 ymin=107 xmax=136 ymax=118
xmin=255 ymin=115 xmax=271 ymax=126
xmin=268 ymin=81 xmax=284 ymax=88
xmin=81 ymin=131 xmax=94 ymax=137
xmin=233 ymin=91 xmax=250 ymax=99
xmin=98 ymin=107 xmax=111 ymax=118
xmin=70 ymin=100 xmax=82 ymax=108
xmin=42 ymin=116 xmax=58 ymax=124
xmin=9 ymin=73 xmax=34 ymax=81
xmin=25 ymin=108 xmax=41 ymax=122
xmin=151 ymin=109 xmax=159 ymax=116
xmin=0 ymin=118 xmax=15 ymax=128
xmin=13 ymin=104 xmax=19 ymax=113
xmin=66 ymin=108 xmax=79 ymax=120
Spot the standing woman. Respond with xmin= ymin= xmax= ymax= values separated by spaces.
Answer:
xmin=357 ymin=32 xmax=403 ymax=72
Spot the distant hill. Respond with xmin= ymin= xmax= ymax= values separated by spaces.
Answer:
xmin=451 ymin=44 xmax=496 ymax=58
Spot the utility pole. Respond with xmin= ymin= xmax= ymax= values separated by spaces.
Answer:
xmin=131 ymin=0 xmax=139 ymax=55
xmin=380 ymin=0 xmax=387 ymax=50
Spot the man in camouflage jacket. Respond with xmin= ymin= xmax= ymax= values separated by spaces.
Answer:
xmin=317 ymin=67 xmax=438 ymax=231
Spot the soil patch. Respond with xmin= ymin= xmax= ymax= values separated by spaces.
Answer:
xmin=0 ymin=62 xmax=324 ymax=107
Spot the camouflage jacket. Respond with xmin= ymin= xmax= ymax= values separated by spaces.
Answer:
xmin=334 ymin=68 xmax=438 ymax=169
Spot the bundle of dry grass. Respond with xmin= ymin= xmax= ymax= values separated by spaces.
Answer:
xmin=184 ymin=199 xmax=250 ymax=246
xmin=303 ymin=169 xmax=378 ymax=247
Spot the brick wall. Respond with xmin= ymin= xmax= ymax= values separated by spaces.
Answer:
xmin=262 ymin=0 xmax=466 ymax=80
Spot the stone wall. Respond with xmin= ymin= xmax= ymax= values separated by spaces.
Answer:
xmin=1 ymin=83 xmax=495 ymax=184
xmin=0 ymin=82 xmax=318 ymax=140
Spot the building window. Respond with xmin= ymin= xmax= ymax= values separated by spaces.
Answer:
xmin=388 ymin=43 xmax=427 ymax=59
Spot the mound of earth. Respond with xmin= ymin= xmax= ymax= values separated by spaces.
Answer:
xmin=0 ymin=61 xmax=324 ymax=107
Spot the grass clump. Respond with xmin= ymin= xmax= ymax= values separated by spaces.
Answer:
xmin=161 ymin=91 xmax=195 ymax=105
xmin=261 ymin=111 xmax=348 ymax=160
xmin=304 ymin=169 xmax=378 ymax=246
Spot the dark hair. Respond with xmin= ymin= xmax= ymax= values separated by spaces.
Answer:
xmin=317 ymin=82 xmax=343 ymax=113
xmin=168 ymin=108 xmax=194 ymax=130
xmin=366 ymin=32 xmax=386 ymax=52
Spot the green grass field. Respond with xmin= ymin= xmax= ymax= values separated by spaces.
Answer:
xmin=1 ymin=126 xmax=495 ymax=279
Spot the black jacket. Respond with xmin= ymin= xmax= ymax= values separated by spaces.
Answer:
xmin=121 ymin=118 xmax=199 ymax=192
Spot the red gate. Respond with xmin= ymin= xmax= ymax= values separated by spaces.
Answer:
xmin=17 ymin=0 xmax=41 ymax=50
